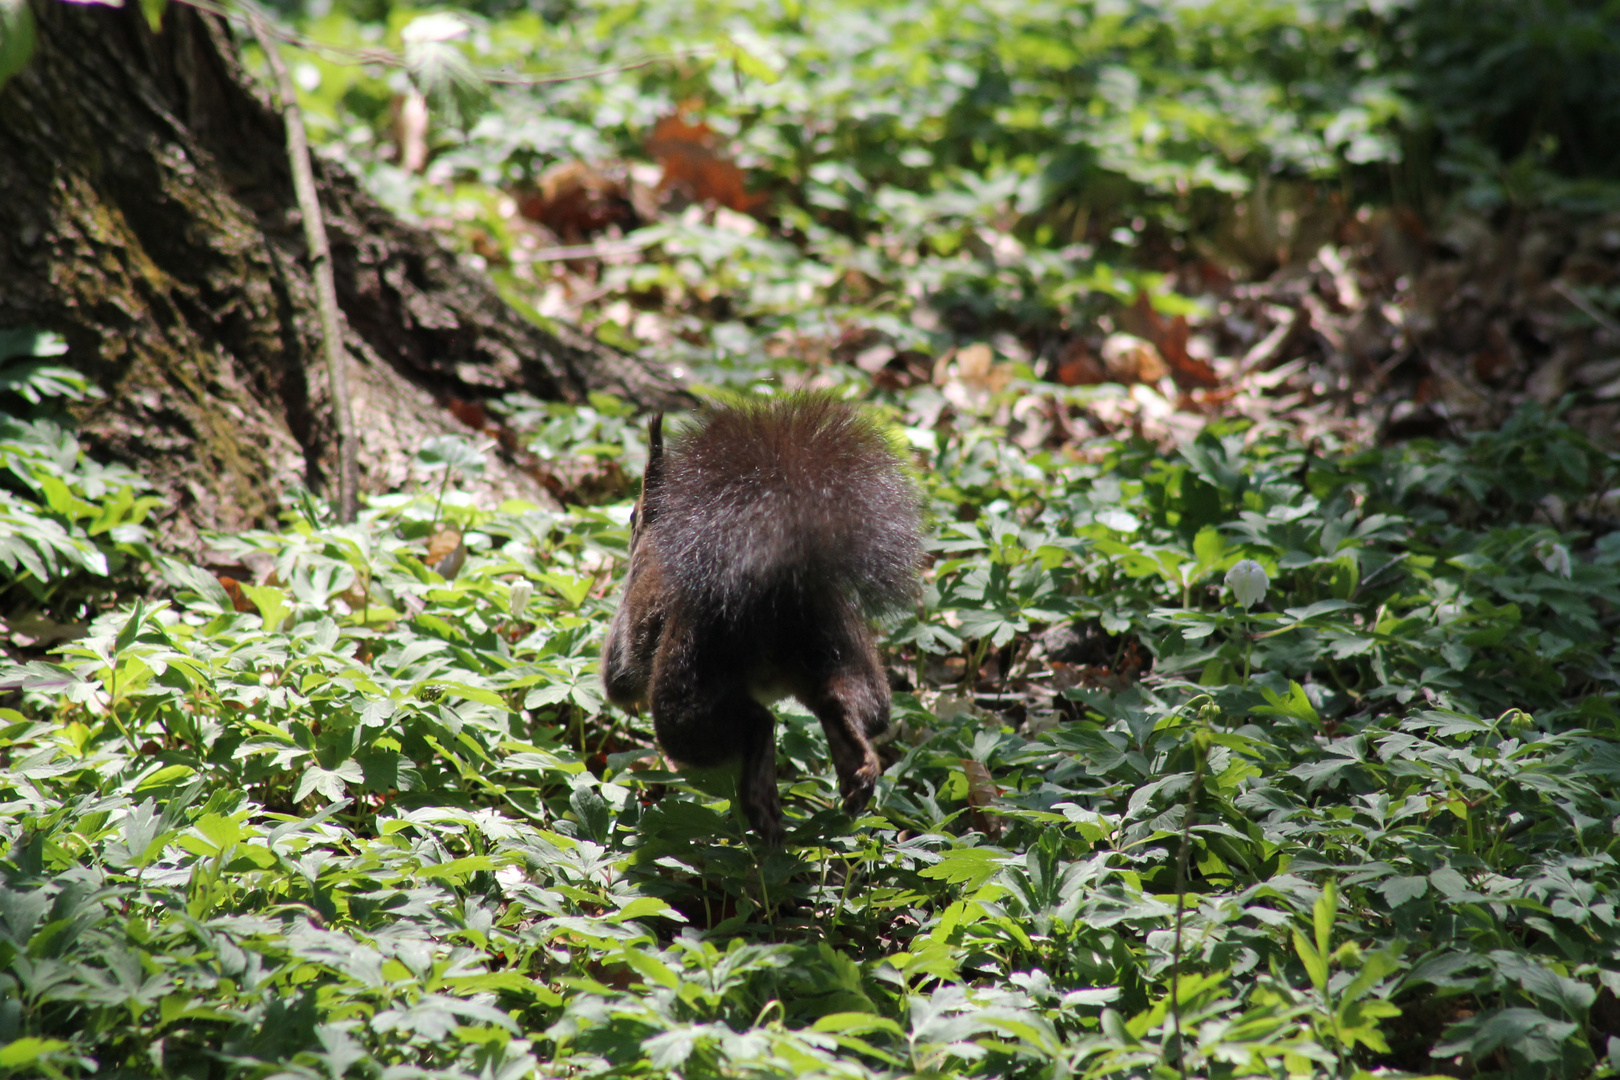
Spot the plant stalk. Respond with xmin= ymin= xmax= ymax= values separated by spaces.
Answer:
xmin=250 ymin=10 xmax=360 ymax=523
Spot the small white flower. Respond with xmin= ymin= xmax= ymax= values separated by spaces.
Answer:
xmin=509 ymin=580 xmax=534 ymax=618
xmin=1096 ymin=509 xmax=1139 ymax=534
xmin=1225 ymin=559 xmax=1270 ymax=610
xmin=1536 ymin=542 xmax=1572 ymax=579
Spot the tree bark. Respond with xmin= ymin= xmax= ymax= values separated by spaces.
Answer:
xmin=0 ymin=0 xmax=684 ymax=549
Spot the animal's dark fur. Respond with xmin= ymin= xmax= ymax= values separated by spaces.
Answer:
xmin=601 ymin=394 xmax=924 ymax=846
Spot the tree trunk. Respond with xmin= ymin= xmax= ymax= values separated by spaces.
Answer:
xmin=0 ymin=0 xmax=684 ymax=548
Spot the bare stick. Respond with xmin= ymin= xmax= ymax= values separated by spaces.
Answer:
xmin=189 ymin=0 xmax=706 ymax=88
xmin=249 ymin=9 xmax=360 ymax=523
xmin=529 ymin=238 xmax=654 ymax=263
xmin=1552 ymin=280 xmax=1620 ymax=338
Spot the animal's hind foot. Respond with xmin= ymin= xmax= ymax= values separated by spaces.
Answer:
xmin=838 ymin=754 xmax=880 ymax=815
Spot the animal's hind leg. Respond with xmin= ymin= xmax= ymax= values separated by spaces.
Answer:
xmin=803 ymin=655 xmax=890 ymax=816
xmin=734 ymin=700 xmax=784 ymax=847
xmin=650 ymin=669 xmax=783 ymax=846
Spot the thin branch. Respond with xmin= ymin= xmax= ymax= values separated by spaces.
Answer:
xmin=187 ymin=0 xmax=708 ymax=88
xmin=249 ymin=9 xmax=360 ymax=523
xmin=484 ymin=53 xmax=712 ymax=86
xmin=529 ymin=238 xmax=655 ymax=262
xmin=1552 ymin=279 xmax=1620 ymax=338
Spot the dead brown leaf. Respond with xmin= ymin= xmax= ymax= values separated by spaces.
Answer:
xmin=961 ymin=758 xmax=1002 ymax=839
xmin=1053 ymin=338 xmax=1107 ymax=386
xmin=426 ymin=529 xmax=467 ymax=580
xmin=515 ymin=161 xmax=640 ymax=243
xmin=1125 ymin=292 xmax=1220 ymax=387
xmin=217 ymin=575 xmax=257 ymax=614
xmin=645 ymin=111 xmax=763 ymax=213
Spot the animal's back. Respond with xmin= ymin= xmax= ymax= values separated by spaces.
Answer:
xmin=602 ymin=393 xmax=923 ymax=844
xmin=648 ymin=394 xmax=922 ymax=619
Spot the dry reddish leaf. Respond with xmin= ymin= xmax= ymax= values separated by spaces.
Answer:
xmin=1116 ymin=637 xmax=1149 ymax=681
xmin=1053 ymin=338 xmax=1107 ymax=386
xmin=217 ymin=575 xmax=256 ymax=614
xmin=961 ymin=758 xmax=1002 ymax=839
xmin=1188 ymin=385 xmax=1239 ymax=410
xmin=939 ymin=342 xmax=1014 ymax=391
xmin=1162 ymin=314 xmax=1204 ymax=378
xmin=446 ymin=397 xmax=489 ymax=431
xmin=468 ymin=230 xmax=505 ymax=266
xmin=1101 ymin=333 xmax=1168 ymax=383
xmin=515 ymin=161 xmax=639 ymax=242
xmin=1114 ymin=290 xmax=1158 ymax=341
xmin=426 ymin=528 xmax=467 ymax=580
xmin=527 ymin=455 xmax=629 ymax=506
xmin=1127 ymin=291 xmax=1220 ymax=387
xmin=955 ymin=342 xmax=994 ymax=382
xmin=645 ymin=112 xmax=762 ymax=213
xmin=1186 ymin=259 xmax=1233 ymax=293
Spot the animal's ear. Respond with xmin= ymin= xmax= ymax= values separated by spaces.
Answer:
xmin=644 ymin=414 xmax=664 ymax=489
xmin=632 ymin=413 xmax=665 ymax=535
xmin=647 ymin=413 xmax=663 ymax=464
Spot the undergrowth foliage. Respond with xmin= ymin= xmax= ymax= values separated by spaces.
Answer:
xmin=2 ymin=386 xmax=1618 ymax=1080
xmin=0 ymin=332 xmax=159 ymax=629
xmin=4 ymin=1 xmax=1620 ymax=1075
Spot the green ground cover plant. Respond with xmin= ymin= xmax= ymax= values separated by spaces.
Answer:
xmin=2 ymin=374 xmax=1618 ymax=1078
xmin=5 ymin=0 xmax=1620 ymax=1077
xmin=281 ymin=0 xmax=1421 ymax=370
xmin=263 ymin=0 xmax=1620 ymax=376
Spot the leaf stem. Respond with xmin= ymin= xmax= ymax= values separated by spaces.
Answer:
xmin=1169 ymin=726 xmax=1208 ymax=1077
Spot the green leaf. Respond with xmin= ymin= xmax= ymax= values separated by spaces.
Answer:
xmin=136 ymin=764 xmax=195 ymax=790
xmin=643 ymin=1028 xmax=697 ymax=1070
xmin=916 ymin=846 xmax=1008 ymax=889
xmin=193 ymin=812 xmax=242 ymax=852
xmin=417 ymin=854 xmax=497 ymax=881
xmin=1339 ymin=943 xmax=1398 ymax=1005
xmin=615 ymin=896 xmax=681 ymax=923
xmin=1429 ymin=866 xmax=1471 ymax=899
xmin=0 ymin=1038 xmax=73 ymax=1068
xmin=538 ymin=571 xmax=593 ymax=608
xmin=618 ymin=946 xmax=680 ymax=988
xmin=1282 ymin=598 xmax=1357 ymax=623
xmin=719 ymin=29 xmax=784 ymax=84
xmin=570 ymin=779 xmax=611 ymax=843
xmin=1313 ymin=878 xmax=1338 ymax=960
xmin=1375 ymin=875 xmax=1427 ymax=908
xmin=416 ymin=433 xmax=487 ymax=475
xmin=0 ymin=0 xmax=35 ymax=93
xmin=1254 ymin=681 xmax=1320 ymax=725
xmin=1191 ymin=525 xmax=1228 ymax=577
xmin=113 ymin=598 xmax=148 ymax=655
xmin=439 ymin=682 xmax=508 ymax=710
xmin=1293 ymin=928 xmax=1328 ymax=992
xmin=1432 ymin=1007 xmax=1577 ymax=1060
xmin=239 ymin=583 xmax=289 ymax=632
xmin=293 ymin=760 xmax=362 ymax=803
xmin=812 ymin=1012 xmax=904 ymax=1036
